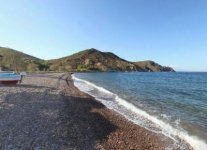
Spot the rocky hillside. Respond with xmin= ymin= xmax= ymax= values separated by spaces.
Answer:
xmin=134 ymin=60 xmax=175 ymax=72
xmin=0 ymin=47 xmax=49 ymax=72
xmin=49 ymin=48 xmax=138 ymax=72
xmin=0 ymin=47 xmax=175 ymax=72
xmin=49 ymin=48 xmax=175 ymax=72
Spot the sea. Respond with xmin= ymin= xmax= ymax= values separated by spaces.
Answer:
xmin=72 ymin=72 xmax=207 ymax=150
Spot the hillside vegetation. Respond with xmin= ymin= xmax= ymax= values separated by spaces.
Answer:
xmin=133 ymin=60 xmax=174 ymax=72
xmin=0 ymin=47 xmax=174 ymax=72
xmin=49 ymin=48 xmax=138 ymax=72
xmin=49 ymin=48 xmax=174 ymax=72
xmin=0 ymin=47 xmax=49 ymax=72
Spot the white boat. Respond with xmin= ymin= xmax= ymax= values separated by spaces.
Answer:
xmin=0 ymin=72 xmax=23 ymax=85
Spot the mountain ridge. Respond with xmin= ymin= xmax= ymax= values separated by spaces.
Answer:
xmin=0 ymin=47 xmax=175 ymax=72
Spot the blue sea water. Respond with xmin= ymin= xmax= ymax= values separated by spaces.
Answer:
xmin=72 ymin=72 xmax=207 ymax=150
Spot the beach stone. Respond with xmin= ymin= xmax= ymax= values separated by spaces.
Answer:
xmin=0 ymin=73 xmax=190 ymax=150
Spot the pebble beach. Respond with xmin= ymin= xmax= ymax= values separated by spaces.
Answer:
xmin=0 ymin=73 xmax=182 ymax=150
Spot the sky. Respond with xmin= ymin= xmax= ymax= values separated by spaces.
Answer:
xmin=0 ymin=0 xmax=207 ymax=71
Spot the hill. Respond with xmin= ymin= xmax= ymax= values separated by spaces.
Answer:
xmin=0 ymin=47 xmax=175 ymax=72
xmin=49 ymin=48 xmax=138 ymax=72
xmin=49 ymin=48 xmax=174 ymax=72
xmin=0 ymin=47 xmax=49 ymax=72
xmin=133 ymin=60 xmax=175 ymax=72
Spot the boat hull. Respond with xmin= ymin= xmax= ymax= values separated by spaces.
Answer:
xmin=0 ymin=80 xmax=19 ymax=85
xmin=0 ymin=73 xmax=21 ymax=85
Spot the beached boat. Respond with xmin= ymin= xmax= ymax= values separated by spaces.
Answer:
xmin=0 ymin=72 xmax=23 ymax=85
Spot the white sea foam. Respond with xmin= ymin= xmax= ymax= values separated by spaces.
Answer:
xmin=72 ymin=74 xmax=207 ymax=150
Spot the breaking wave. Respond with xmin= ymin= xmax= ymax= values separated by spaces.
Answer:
xmin=72 ymin=74 xmax=207 ymax=150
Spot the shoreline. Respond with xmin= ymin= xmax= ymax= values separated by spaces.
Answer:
xmin=0 ymin=73 xmax=191 ymax=149
xmin=71 ymin=73 xmax=196 ymax=150
xmin=68 ymin=74 xmax=192 ymax=149
xmin=67 ymin=74 xmax=167 ymax=149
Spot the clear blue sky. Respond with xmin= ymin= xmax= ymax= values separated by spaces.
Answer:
xmin=0 ymin=0 xmax=207 ymax=71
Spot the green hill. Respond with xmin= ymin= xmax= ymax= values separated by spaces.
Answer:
xmin=0 ymin=47 xmax=175 ymax=72
xmin=0 ymin=47 xmax=49 ymax=72
xmin=49 ymin=48 xmax=138 ymax=72
xmin=133 ymin=60 xmax=175 ymax=72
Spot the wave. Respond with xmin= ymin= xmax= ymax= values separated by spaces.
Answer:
xmin=72 ymin=74 xmax=207 ymax=150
